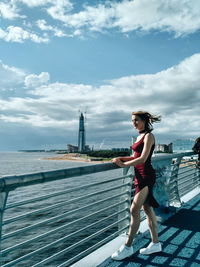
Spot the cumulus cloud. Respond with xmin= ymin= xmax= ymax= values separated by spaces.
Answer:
xmin=24 ymin=72 xmax=50 ymax=88
xmin=0 ymin=61 xmax=26 ymax=90
xmin=16 ymin=0 xmax=54 ymax=7
xmin=46 ymin=0 xmax=73 ymax=20
xmin=112 ymin=0 xmax=200 ymax=37
xmin=0 ymin=0 xmax=200 ymax=42
xmin=36 ymin=19 xmax=67 ymax=37
xmin=46 ymin=0 xmax=200 ymax=37
xmin=0 ymin=1 xmax=23 ymax=20
xmin=0 ymin=54 xmax=199 ymax=141
xmin=0 ymin=26 xmax=49 ymax=43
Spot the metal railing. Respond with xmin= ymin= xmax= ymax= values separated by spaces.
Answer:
xmin=0 ymin=152 xmax=199 ymax=266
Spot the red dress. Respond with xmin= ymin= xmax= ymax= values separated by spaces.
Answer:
xmin=131 ymin=133 xmax=159 ymax=208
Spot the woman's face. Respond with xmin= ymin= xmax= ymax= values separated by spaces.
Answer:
xmin=132 ymin=115 xmax=145 ymax=131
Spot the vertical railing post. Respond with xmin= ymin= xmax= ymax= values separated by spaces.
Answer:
xmin=169 ymin=156 xmax=182 ymax=207
xmin=198 ymin=166 xmax=200 ymax=185
xmin=196 ymin=158 xmax=200 ymax=186
xmin=118 ymin=167 xmax=134 ymax=234
xmin=0 ymin=189 xmax=9 ymax=266
xmin=153 ymin=158 xmax=173 ymax=209
xmin=191 ymin=157 xmax=199 ymax=189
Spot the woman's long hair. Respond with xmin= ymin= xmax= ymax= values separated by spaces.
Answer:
xmin=132 ymin=111 xmax=161 ymax=132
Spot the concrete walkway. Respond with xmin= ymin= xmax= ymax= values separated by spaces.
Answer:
xmin=97 ymin=194 xmax=200 ymax=267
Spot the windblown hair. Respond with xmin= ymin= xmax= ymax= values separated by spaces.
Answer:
xmin=132 ymin=111 xmax=161 ymax=132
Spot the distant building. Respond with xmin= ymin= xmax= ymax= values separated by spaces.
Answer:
xmin=84 ymin=145 xmax=91 ymax=152
xmin=78 ymin=112 xmax=86 ymax=152
xmin=155 ymin=143 xmax=173 ymax=153
xmin=67 ymin=144 xmax=78 ymax=153
xmin=67 ymin=112 xmax=91 ymax=153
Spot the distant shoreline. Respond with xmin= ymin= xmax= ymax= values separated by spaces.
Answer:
xmin=43 ymin=153 xmax=109 ymax=164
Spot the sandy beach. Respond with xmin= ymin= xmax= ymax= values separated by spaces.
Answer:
xmin=43 ymin=153 xmax=109 ymax=164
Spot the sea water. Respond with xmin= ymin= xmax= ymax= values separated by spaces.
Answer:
xmin=0 ymin=151 xmax=90 ymax=176
xmin=0 ymin=152 xmax=122 ymax=266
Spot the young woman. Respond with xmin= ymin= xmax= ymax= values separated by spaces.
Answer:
xmin=111 ymin=111 xmax=162 ymax=261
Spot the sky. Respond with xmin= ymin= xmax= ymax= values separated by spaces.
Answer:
xmin=0 ymin=0 xmax=200 ymax=151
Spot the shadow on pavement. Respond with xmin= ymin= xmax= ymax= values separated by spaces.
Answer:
xmin=97 ymin=194 xmax=200 ymax=267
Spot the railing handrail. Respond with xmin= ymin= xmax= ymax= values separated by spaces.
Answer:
xmin=0 ymin=151 xmax=195 ymax=192
xmin=0 ymin=162 xmax=119 ymax=192
xmin=152 ymin=151 xmax=194 ymax=161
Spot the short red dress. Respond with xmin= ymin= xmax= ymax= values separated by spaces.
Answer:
xmin=131 ymin=133 xmax=159 ymax=208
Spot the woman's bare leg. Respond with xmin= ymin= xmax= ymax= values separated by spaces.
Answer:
xmin=125 ymin=186 xmax=149 ymax=247
xmin=142 ymin=204 xmax=159 ymax=243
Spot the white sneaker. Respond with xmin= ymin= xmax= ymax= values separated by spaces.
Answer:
xmin=139 ymin=242 xmax=162 ymax=255
xmin=111 ymin=244 xmax=134 ymax=260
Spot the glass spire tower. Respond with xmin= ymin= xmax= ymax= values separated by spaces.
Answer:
xmin=78 ymin=113 xmax=85 ymax=152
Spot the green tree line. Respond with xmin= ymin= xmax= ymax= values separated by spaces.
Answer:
xmin=86 ymin=150 xmax=131 ymax=158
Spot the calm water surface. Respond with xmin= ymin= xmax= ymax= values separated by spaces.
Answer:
xmin=0 ymin=151 xmax=90 ymax=176
xmin=1 ymin=152 xmax=122 ymax=266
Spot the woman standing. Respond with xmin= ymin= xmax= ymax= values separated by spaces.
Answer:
xmin=111 ymin=111 xmax=162 ymax=261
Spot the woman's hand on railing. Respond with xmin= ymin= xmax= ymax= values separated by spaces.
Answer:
xmin=111 ymin=158 xmax=126 ymax=167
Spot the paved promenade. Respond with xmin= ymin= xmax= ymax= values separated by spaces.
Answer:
xmin=97 ymin=193 xmax=200 ymax=267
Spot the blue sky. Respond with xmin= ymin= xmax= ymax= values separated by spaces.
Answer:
xmin=0 ymin=0 xmax=200 ymax=150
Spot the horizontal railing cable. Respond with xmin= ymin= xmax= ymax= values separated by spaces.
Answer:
xmin=178 ymin=181 xmax=198 ymax=192
xmin=177 ymin=168 xmax=196 ymax=176
xmin=2 ymin=199 xmax=128 ymax=256
xmin=5 ymin=174 xmax=132 ymax=210
xmin=2 ymin=210 xmax=129 ymax=267
xmin=31 ymin=217 xmax=129 ymax=267
xmin=178 ymin=168 xmax=196 ymax=176
xmin=178 ymin=176 xmax=197 ymax=187
xmin=57 ymin=225 xmax=129 ymax=267
xmin=169 ymin=168 xmax=195 ymax=180
xmin=177 ymin=174 xmax=197 ymax=185
xmin=3 ymin=179 xmax=132 ymax=225
xmin=2 ymin=189 xmax=130 ymax=243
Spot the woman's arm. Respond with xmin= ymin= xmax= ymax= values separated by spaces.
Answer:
xmin=117 ymin=156 xmax=135 ymax=162
xmin=112 ymin=133 xmax=154 ymax=167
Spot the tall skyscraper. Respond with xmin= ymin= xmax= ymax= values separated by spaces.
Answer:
xmin=78 ymin=112 xmax=85 ymax=152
